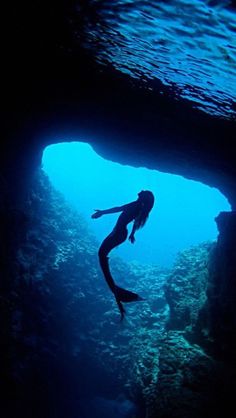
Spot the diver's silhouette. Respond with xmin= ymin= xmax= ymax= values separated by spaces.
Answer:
xmin=92 ymin=190 xmax=155 ymax=319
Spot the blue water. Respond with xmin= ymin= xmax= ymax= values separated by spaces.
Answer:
xmin=75 ymin=0 xmax=236 ymax=119
xmin=77 ymin=395 xmax=137 ymax=418
xmin=42 ymin=142 xmax=230 ymax=267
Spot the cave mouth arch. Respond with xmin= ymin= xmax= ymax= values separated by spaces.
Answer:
xmin=42 ymin=141 xmax=230 ymax=267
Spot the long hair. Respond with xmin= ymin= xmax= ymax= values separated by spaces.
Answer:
xmin=135 ymin=190 xmax=155 ymax=230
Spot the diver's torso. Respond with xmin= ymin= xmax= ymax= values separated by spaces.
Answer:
xmin=115 ymin=201 xmax=141 ymax=230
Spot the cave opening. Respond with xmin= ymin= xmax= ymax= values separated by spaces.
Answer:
xmin=42 ymin=141 xmax=230 ymax=268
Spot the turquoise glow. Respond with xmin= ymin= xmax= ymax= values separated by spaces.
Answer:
xmin=42 ymin=142 xmax=231 ymax=266
xmin=78 ymin=0 xmax=236 ymax=118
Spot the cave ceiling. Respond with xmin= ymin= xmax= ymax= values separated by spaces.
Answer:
xmin=5 ymin=0 xmax=236 ymax=115
xmin=2 ymin=1 xmax=236 ymax=204
xmin=73 ymin=0 xmax=236 ymax=120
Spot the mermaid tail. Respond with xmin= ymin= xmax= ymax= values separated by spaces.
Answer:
xmin=115 ymin=298 xmax=126 ymax=321
xmin=98 ymin=228 xmax=143 ymax=319
xmin=114 ymin=285 xmax=143 ymax=321
xmin=115 ymin=285 xmax=144 ymax=303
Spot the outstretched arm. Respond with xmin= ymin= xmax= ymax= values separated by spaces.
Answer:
xmin=91 ymin=203 xmax=133 ymax=219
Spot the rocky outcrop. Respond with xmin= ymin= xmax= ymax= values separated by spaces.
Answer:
xmin=165 ymin=242 xmax=213 ymax=331
xmin=146 ymin=331 xmax=232 ymax=418
xmin=201 ymin=211 xmax=236 ymax=360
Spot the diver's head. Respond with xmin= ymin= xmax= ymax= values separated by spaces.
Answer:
xmin=136 ymin=190 xmax=155 ymax=229
xmin=138 ymin=190 xmax=155 ymax=208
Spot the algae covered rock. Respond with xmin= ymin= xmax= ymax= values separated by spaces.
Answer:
xmin=146 ymin=331 xmax=228 ymax=418
xmin=205 ymin=211 xmax=236 ymax=359
xmin=164 ymin=242 xmax=214 ymax=331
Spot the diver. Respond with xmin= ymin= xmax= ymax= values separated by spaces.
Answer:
xmin=91 ymin=190 xmax=155 ymax=319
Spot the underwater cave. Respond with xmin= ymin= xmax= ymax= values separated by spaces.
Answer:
xmin=1 ymin=1 xmax=236 ymax=418
xmin=42 ymin=141 xmax=230 ymax=267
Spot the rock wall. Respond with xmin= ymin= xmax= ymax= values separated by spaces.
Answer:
xmin=146 ymin=217 xmax=236 ymax=418
xmin=165 ymin=243 xmax=213 ymax=331
xmin=203 ymin=211 xmax=236 ymax=360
